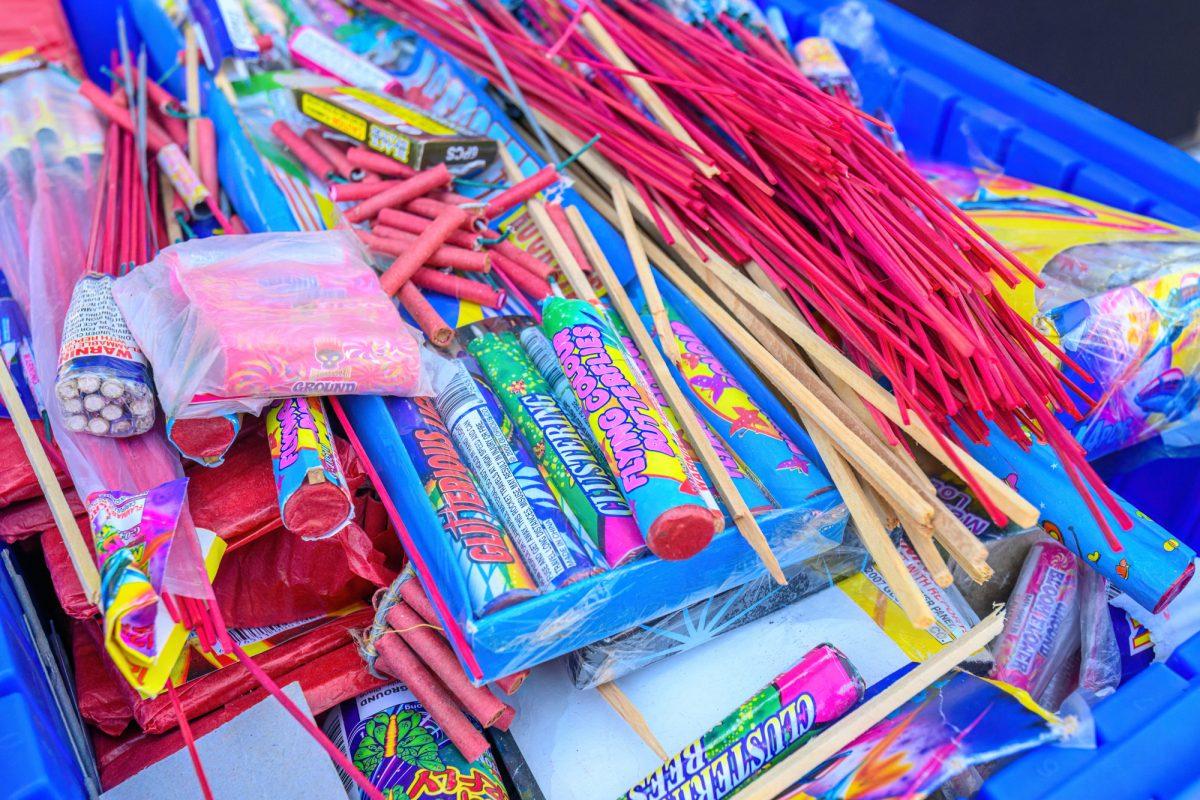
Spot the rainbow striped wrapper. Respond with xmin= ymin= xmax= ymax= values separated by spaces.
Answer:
xmin=541 ymin=297 xmax=720 ymax=561
xmin=467 ymin=330 xmax=646 ymax=566
xmin=388 ymin=396 xmax=538 ymax=616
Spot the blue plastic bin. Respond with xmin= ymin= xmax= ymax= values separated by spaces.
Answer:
xmin=6 ymin=0 xmax=1197 ymax=796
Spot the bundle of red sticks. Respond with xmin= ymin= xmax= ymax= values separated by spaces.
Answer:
xmin=367 ymin=0 xmax=1128 ymax=546
xmin=270 ymin=120 xmax=562 ymax=345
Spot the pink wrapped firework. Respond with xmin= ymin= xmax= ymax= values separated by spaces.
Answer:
xmin=990 ymin=540 xmax=1081 ymax=700
xmin=110 ymin=231 xmax=424 ymax=419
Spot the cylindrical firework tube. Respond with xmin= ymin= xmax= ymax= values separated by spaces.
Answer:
xmin=432 ymin=353 xmax=604 ymax=588
xmin=56 ymin=274 xmax=155 ymax=438
xmin=611 ymin=313 xmax=776 ymax=516
xmin=196 ymin=117 xmax=219 ymax=201
xmin=369 ymin=226 xmax=491 ymax=272
xmin=167 ymin=413 xmax=242 ymax=467
xmin=397 ymin=284 xmax=453 ymax=348
xmin=344 ymin=164 xmax=451 ymax=224
xmin=270 ymin=120 xmax=335 ymax=180
xmin=990 ymin=540 xmax=1082 ymax=700
xmin=374 ymin=635 xmax=491 ymax=763
xmin=380 ymin=206 xmax=468 ymax=294
xmin=302 ymin=129 xmax=354 ymax=180
xmin=482 ymin=165 xmax=558 ymax=220
xmin=78 ymin=81 xmax=172 ymax=152
xmin=494 ymin=671 xmax=528 ymax=696
xmin=386 ymin=601 xmax=512 ymax=726
xmin=623 ymin=644 xmax=864 ymax=800
xmin=492 ymin=256 xmax=551 ymax=302
xmin=378 ymin=209 xmax=481 ymax=250
xmin=405 ymin=197 xmax=485 ymax=231
xmin=542 ymin=297 xmax=720 ymax=560
xmin=517 ymin=324 xmax=602 ymax=462
xmin=266 ymin=396 xmax=353 ymax=539
xmin=360 ymin=229 xmax=491 ymax=273
xmin=412 ymin=269 xmax=505 ymax=309
xmin=399 ymin=573 xmax=440 ymax=627
xmin=329 ymin=180 xmax=391 ymax=203
xmin=347 ymin=146 xmax=415 ymax=178
xmin=388 ymin=396 xmax=537 ymax=615
xmin=493 ymin=239 xmax=556 ymax=280
xmin=655 ymin=304 xmax=831 ymax=509
xmin=545 ymin=202 xmax=591 ymax=272
xmin=467 ymin=330 xmax=646 ymax=566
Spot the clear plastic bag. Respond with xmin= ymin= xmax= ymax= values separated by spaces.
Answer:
xmin=110 ymin=230 xmax=426 ymax=419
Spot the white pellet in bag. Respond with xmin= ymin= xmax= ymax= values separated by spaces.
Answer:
xmin=56 ymin=274 xmax=155 ymax=438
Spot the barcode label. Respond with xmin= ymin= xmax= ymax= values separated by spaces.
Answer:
xmin=434 ymin=360 xmax=484 ymax=433
xmin=228 ymin=613 xmax=324 ymax=647
xmin=320 ymin=713 xmax=357 ymax=798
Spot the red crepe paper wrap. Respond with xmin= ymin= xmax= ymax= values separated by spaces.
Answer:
xmin=411 ymin=268 xmax=506 ymax=309
xmin=380 ymin=206 xmax=469 ymax=294
xmin=374 ymin=634 xmax=491 ymax=762
xmin=133 ymin=608 xmax=374 ymax=734
xmin=482 ymin=165 xmax=558 ymax=219
xmin=43 ymin=524 xmax=98 ymax=618
xmin=344 ymin=164 xmax=451 ymax=224
xmin=347 ymin=146 xmax=416 ymax=178
xmin=271 ymin=120 xmax=335 ymax=179
xmin=360 ymin=228 xmax=491 ymax=272
xmin=377 ymin=208 xmax=482 ymax=249
xmin=0 ymin=489 xmax=84 ymax=543
xmin=73 ymin=620 xmax=137 ymax=736
xmin=385 ymin=601 xmax=511 ymax=726
xmin=0 ymin=419 xmax=70 ymax=506
xmin=212 ymin=523 xmax=380 ymax=629
xmin=94 ymin=640 xmax=385 ymax=789
xmin=398 ymin=283 xmax=453 ymax=347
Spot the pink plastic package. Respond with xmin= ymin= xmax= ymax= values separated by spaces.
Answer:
xmin=110 ymin=231 xmax=425 ymax=419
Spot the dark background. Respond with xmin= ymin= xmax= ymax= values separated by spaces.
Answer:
xmin=891 ymin=0 xmax=1200 ymax=144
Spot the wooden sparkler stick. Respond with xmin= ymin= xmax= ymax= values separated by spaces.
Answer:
xmin=579 ymin=12 xmax=719 ymax=179
xmin=595 ymin=681 xmax=668 ymax=760
xmin=0 ymin=361 xmax=99 ymax=603
xmin=735 ymin=606 xmax=1008 ymax=800
xmin=568 ymin=205 xmax=786 ymax=585
xmin=612 ymin=183 xmax=685 ymax=367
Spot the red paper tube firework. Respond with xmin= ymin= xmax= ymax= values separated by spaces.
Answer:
xmin=545 ymin=202 xmax=592 ymax=272
xmin=411 ymin=269 xmax=506 ymax=309
xmin=493 ymin=239 xmax=556 ymax=280
xmin=494 ymin=671 xmax=528 ymax=696
xmin=344 ymin=164 xmax=452 ymax=224
xmin=302 ymin=129 xmax=355 ymax=180
xmin=492 ymin=255 xmax=552 ymax=301
xmin=329 ymin=180 xmax=387 ymax=203
xmin=367 ymin=226 xmax=491 ymax=271
xmin=266 ymin=397 xmax=354 ymax=539
xmin=113 ymin=65 xmax=188 ymax=147
xmin=360 ymin=228 xmax=487 ymax=272
xmin=379 ymin=205 xmax=469 ymax=294
xmin=377 ymin=208 xmax=482 ymax=249
xmin=374 ymin=635 xmax=491 ymax=763
xmin=406 ymin=196 xmax=485 ymax=229
xmin=541 ymin=296 xmax=721 ymax=559
xmin=385 ymin=601 xmax=513 ymax=726
xmin=482 ymin=165 xmax=559 ymax=219
xmin=270 ymin=120 xmax=336 ymax=180
xmin=196 ymin=117 xmax=218 ymax=204
xmin=347 ymin=145 xmax=416 ymax=178
xmin=398 ymin=574 xmax=441 ymax=626
xmin=398 ymin=283 xmax=453 ymax=348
